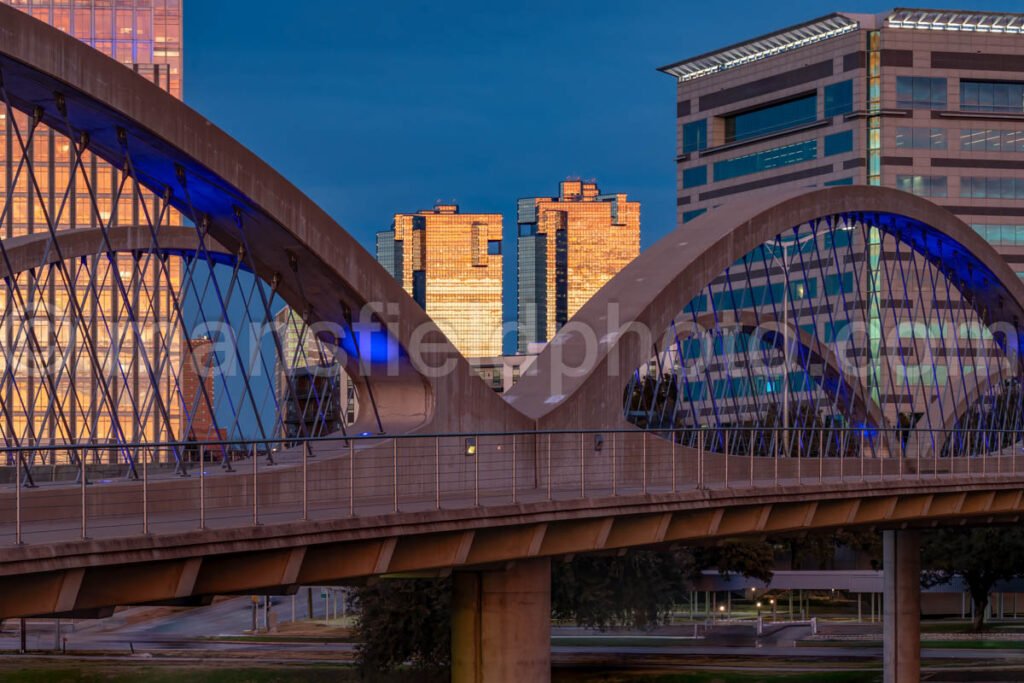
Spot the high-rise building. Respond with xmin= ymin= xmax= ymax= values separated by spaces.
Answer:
xmin=0 ymin=1 xmax=184 ymax=450
xmin=661 ymin=8 xmax=1024 ymax=272
xmin=517 ymin=180 xmax=640 ymax=352
xmin=378 ymin=204 xmax=504 ymax=359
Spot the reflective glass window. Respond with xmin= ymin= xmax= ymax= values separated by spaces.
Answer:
xmin=682 ymin=208 xmax=707 ymax=223
xmin=713 ymin=140 xmax=817 ymax=182
xmin=895 ymin=127 xmax=947 ymax=150
xmin=961 ymin=80 xmax=1024 ymax=114
xmin=824 ymin=130 xmax=854 ymax=156
xmin=895 ymin=175 xmax=947 ymax=197
xmin=896 ymin=77 xmax=947 ymax=109
xmin=724 ymin=94 xmax=816 ymax=143
xmin=683 ymin=165 xmax=707 ymax=188
xmin=682 ymin=119 xmax=708 ymax=153
xmin=824 ymin=80 xmax=854 ymax=118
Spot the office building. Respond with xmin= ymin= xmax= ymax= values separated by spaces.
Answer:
xmin=652 ymin=9 xmax=1021 ymax=432
xmin=662 ymin=8 xmax=1024 ymax=271
xmin=0 ymin=0 xmax=184 ymax=450
xmin=517 ymin=180 xmax=640 ymax=352
xmin=378 ymin=204 xmax=503 ymax=358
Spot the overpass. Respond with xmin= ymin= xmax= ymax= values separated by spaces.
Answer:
xmin=0 ymin=6 xmax=1023 ymax=683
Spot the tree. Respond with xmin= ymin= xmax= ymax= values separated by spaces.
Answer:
xmin=352 ymin=578 xmax=450 ymax=680
xmin=552 ymin=542 xmax=775 ymax=630
xmin=921 ymin=527 xmax=1024 ymax=631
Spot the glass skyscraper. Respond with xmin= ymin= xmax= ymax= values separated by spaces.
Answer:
xmin=0 ymin=0 xmax=184 ymax=453
xmin=517 ymin=180 xmax=640 ymax=352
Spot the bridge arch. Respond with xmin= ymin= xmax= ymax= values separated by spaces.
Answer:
xmin=0 ymin=5 xmax=525 ymax=447
xmin=508 ymin=186 xmax=1024 ymax=455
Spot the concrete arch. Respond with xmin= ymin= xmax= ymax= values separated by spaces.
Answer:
xmin=0 ymin=6 xmax=524 ymax=434
xmin=0 ymin=225 xmax=206 ymax=278
xmin=507 ymin=186 xmax=1024 ymax=432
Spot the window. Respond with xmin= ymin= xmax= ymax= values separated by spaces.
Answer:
xmin=824 ymin=130 xmax=854 ymax=156
xmin=682 ymin=119 xmax=708 ymax=153
xmin=961 ymin=176 xmax=1024 ymax=200
xmin=960 ymin=129 xmax=1024 ymax=153
xmin=961 ymin=80 xmax=1024 ymax=114
xmin=713 ymin=139 xmax=817 ymax=182
xmin=824 ymin=177 xmax=854 ymax=186
xmin=895 ymin=175 xmax=947 ymax=197
xmin=895 ymin=127 xmax=948 ymax=150
xmin=487 ymin=240 xmax=502 ymax=255
xmin=683 ymin=165 xmax=707 ymax=188
xmin=972 ymin=224 xmax=1024 ymax=246
xmin=824 ymin=80 xmax=854 ymax=118
xmin=896 ymin=77 xmax=947 ymax=109
xmin=723 ymin=94 xmax=817 ymax=143
xmin=682 ymin=208 xmax=707 ymax=223
xmin=518 ymin=224 xmax=537 ymax=237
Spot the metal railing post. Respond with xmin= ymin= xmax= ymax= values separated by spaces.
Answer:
xmin=860 ymin=429 xmax=865 ymax=482
xmin=774 ymin=428 xmax=780 ymax=487
xmin=918 ymin=432 xmax=923 ymax=481
xmin=698 ymin=428 xmax=704 ymax=490
xmin=818 ymin=429 xmax=823 ymax=484
xmin=724 ymin=430 xmax=729 ymax=489
xmin=142 ymin=448 xmax=149 ymax=535
xmin=750 ymin=429 xmax=755 ymax=487
xmin=199 ymin=445 xmax=206 ymax=530
xmin=511 ymin=434 xmax=517 ymax=504
xmin=302 ymin=440 xmax=309 ymax=521
xmin=252 ymin=443 xmax=259 ymax=526
xmin=80 ymin=447 xmax=87 ymax=540
xmin=15 ymin=451 xmax=22 ymax=545
xmin=349 ymin=438 xmax=355 ymax=517
xmin=671 ymin=434 xmax=676 ymax=493
xmin=612 ymin=432 xmax=617 ymax=496
xmin=547 ymin=434 xmax=552 ymax=501
xmin=642 ymin=431 xmax=648 ymax=495
xmin=435 ymin=437 xmax=441 ymax=510
xmin=474 ymin=435 xmax=479 ymax=507
xmin=580 ymin=432 xmax=585 ymax=498
xmin=394 ymin=439 xmax=399 ymax=513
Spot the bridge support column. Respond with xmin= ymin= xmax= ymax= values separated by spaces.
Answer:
xmin=452 ymin=558 xmax=550 ymax=683
xmin=883 ymin=529 xmax=920 ymax=683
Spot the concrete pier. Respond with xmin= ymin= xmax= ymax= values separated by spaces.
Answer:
xmin=452 ymin=559 xmax=551 ymax=683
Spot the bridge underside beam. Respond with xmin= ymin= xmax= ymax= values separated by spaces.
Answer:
xmin=452 ymin=559 xmax=551 ymax=683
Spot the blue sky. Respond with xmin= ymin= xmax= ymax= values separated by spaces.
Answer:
xmin=183 ymin=0 xmax=1024 ymax=335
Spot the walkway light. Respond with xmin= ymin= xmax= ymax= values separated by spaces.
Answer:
xmin=464 ymin=437 xmax=477 ymax=457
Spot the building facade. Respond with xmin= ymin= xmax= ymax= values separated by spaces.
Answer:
xmin=377 ymin=204 xmax=503 ymax=358
xmin=517 ymin=180 xmax=640 ymax=352
xmin=0 ymin=0 xmax=184 ymax=451
xmin=662 ymin=8 xmax=1024 ymax=268
xmin=650 ymin=9 xmax=1023 ymax=436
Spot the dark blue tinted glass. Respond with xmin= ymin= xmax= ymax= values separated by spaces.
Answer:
xmin=725 ymin=94 xmax=816 ymax=142
xmin=682 ymin=208 xmax=707 ymax=223
xmin=824 ymin=80 xmax=854 ymax=117
xmin=896 ymin=77 xmax=946 ymax=109
xmin=961 ymin=80 xmax=1024 ymax=114
xmin=683 ymin=165 xmax=707 ymax=188
xmin=713 ymin=140 xmax=817 ymax=182
xmin=487 ymin=240 xmax=502 ymax=255
xmin=683 ymin=119 xmax=708 ymax=153
xmin=824 ymin=130 xmax=854 ymax=156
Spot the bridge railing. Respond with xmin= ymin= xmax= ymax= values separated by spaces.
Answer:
xmin=0 ymin=425 xmax=1021 ymax=546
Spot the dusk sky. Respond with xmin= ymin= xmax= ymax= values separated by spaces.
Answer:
xmin=184 ymin=0 xmax=1024 ymax=330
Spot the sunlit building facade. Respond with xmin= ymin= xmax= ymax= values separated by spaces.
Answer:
xmin=0 ymin=0 xmax=184 ymax=452
xmin=378 ymin=204 xmax=504 ymax=358
xmin=517 ymin=180 xmax=640 ymax=352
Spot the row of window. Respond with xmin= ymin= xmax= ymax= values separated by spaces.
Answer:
xmin=961 ymin=176 xmax=1024 ymax=200
xmin=713 ymin=139 xmax=817 ymax=182
xmin=896 ymin=77 xmax=1024 ymax=114
xmin=894 ymin=174 xmax=1024 ymax=200
xmin=894 ymin=127 xmax=1024 ymax=152
xmin=971 ymin=224 xmax=1024 ymax=246
xmin=682 ymin=79 xmax=854 ymax=154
